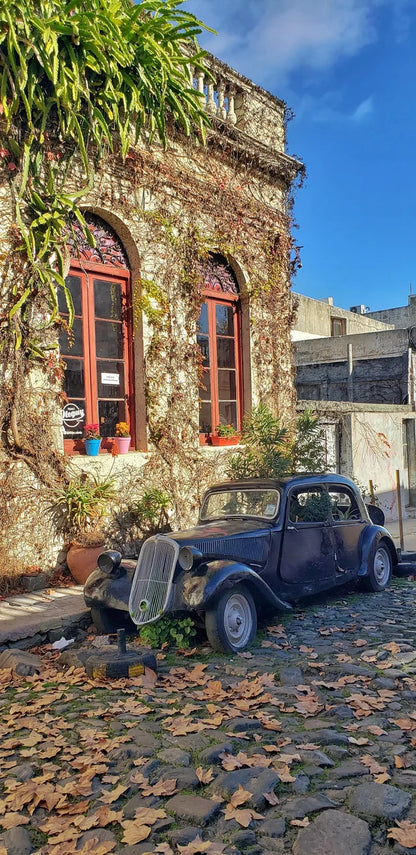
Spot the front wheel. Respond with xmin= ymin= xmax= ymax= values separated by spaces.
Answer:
xmin=205 ymin=585 xmax=257 ymax=653
xmin=90 ymin=607 xmax=136 ymax=635
xmin=363 ymin=543 xmax=392 ymax=592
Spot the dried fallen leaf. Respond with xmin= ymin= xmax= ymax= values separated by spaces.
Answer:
xmin=230 ymin=785 xmax=252 ymax=808
xmin=0 ymin=812 xmax=30 ymax=829
xmin=196 ymin=766 xmax=214 ymax=785
xmin=263 ymin=790 xmax=279 ymax=806
xmin=388 ymin=820 xmax=416 ymax=848
xmin=223 ymin=804 xmax=263 ymax=827
xmin=291 ymin=817 xmax=310 ymax=827
xmin=177 ymin=836 xmax=227 ymax=854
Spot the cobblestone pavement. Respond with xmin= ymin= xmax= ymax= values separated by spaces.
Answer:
xmin=2 ymin=578 xmax=416 ymax=855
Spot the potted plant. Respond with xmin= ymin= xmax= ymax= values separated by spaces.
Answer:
xmin=83 ymin=423 xmax=101 ymax=455
xmin=49 ymin=473 xmax=115 ymax=584
xmin=114 ymin=421 xmax=131 ymax=454
xmin=211 ymin=423 xmax=240 ymax=446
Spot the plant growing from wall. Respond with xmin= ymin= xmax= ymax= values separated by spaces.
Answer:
xmin=0 ymin=0 xmax=211 ymax=484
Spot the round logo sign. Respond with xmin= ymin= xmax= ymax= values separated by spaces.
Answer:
xmin=63 ymin=403 xmax=85 ymax=430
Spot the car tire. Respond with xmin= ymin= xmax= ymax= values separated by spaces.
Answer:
xmin=205 ymin=585 xmax=257 ymax=653
xmin=90 ymin=607 xmax=136 ymax=635
xmin=363 ymin=543 xmax=392 ymax=592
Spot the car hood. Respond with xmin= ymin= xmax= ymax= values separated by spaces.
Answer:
xmin=168 ymin=518 xmax=272 ymax=566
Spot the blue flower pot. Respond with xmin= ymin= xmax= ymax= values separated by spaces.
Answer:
xmin=84 ymin=438 xmax=101 ymax=456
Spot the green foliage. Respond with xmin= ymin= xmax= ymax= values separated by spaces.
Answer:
xmin=139 ymin=614 xmax=196 ymax=648
xmin=129 ymin=488 xmax=171 ymax=535
xmin=49 ymin=472 xmax=115 ymax=540
xmin=290 ymin=410 xmax=326 ymax=474
xmin=1 ymin=0 xmax=212 ymax=353
xmin=227 ymin=404 xmax=292 ymax=479
xmin=227 ymin=404 xmax=326 ymax=480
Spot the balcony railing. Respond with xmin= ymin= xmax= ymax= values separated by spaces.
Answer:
xmin=189 ymin=54 xmax=287 ymax=156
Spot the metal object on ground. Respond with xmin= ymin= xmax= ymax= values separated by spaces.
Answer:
xmin=85 ymin=629 xmax=157 ymax=679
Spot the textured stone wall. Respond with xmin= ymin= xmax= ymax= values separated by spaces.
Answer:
xmin=0 ymin=78 xmax=300 ymax=571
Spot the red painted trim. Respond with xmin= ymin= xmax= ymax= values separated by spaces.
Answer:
xmin=63 ymin=261 xmax=134 ymax=455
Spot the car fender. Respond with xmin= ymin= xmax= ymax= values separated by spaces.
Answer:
xmin=182 ymin=559 xmax=292 ymax=612
xmin=358 ymin=526 xmax=398 ymax=577
xmin=84 ymin=564 xmax=135 ymax=613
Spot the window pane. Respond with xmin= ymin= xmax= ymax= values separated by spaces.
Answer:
xmin=219 ymin=402 xmax=237 ymax=429
xmin=217 ymin=337 xmax=235 ymax=368
xmin=290 ymin=489 xmax=331 ymax=523
xmin=99 ymin=400 xmax=126 ymax=437
xmin=97 ymin=360 xmax=125 ymax=398
xmin=216 ymin=304 xmax=234 ymax=336
xmin=62 ymin=400 xmax=86 ymax=440
xmin=197 ymin=334 xmax=210 ymax=367
xmin=218 ymin=369 xmax=236 ymax=401
xmin=94 ymin=279 xmax=122 ymax=320
xmin=59 ymin=318 xmax=83 ymax=357
xmin=197 ymin=303 xmax=208 ymax=334
xmin=95 ymin=320 xmax=124 ymax=359
xmin=63 ymin=359 xmax=85 ymax=399
xmin=199 ymin=402 xmax=212 ymax=434
xmin=200 ymin=369 xmax=211 ymax=401
xmin=60 ymin=275 xmax=82 ymax=316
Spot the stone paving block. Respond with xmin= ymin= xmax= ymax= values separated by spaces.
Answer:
xmin=0 ymin=648 xmax=42 ymax=676
xmin=1 ymin=826 xmax=32 ymax=855
xmin=348 ymin=782 xmax=412 ymax=819
xmin=166 ymin=794 xmax=221 ymax=825
xmin=293 ymin=809 xmax=371 ymax=855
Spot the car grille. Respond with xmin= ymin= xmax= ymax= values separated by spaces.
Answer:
xmin=129 ymin=535 xmax=179 ymax=626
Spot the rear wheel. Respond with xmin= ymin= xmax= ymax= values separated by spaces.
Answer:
xmin=90 ymin=607 xmax=136 ymax=635
xmin=205 ymin=585 xmax=257 ymax=653
xmin=363 ymin=543 xmax=392 ymax=592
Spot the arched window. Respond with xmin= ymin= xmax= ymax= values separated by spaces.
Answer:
xmin=60 ymin=215 xmax=133 ymax=453
xmin=197 ymin=254 xmax=242 ymax=441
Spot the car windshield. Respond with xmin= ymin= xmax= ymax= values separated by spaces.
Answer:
xmin=200 ymin=488 xmax=280 ymax=521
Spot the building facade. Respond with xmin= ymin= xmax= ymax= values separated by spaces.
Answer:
xmin=0 ymin=55 xmax=303 ymax=568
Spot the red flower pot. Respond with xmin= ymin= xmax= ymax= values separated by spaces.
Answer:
xmin=210 ymin=436 xmax=239 ymax=446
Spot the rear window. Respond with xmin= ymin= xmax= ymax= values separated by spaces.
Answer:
xmin=200 ymin=489 xmax=280 ymax=521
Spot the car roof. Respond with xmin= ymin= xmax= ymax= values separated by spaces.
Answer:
xmin=204 ymin=473 xmax=358 ymax=492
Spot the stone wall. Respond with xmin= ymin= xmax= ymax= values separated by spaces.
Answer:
xmin=0 ymin=55 xmax=301 ymax=571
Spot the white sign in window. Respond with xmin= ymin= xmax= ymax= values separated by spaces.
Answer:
xmin=101 ymin=373 xmax=120 ymax=385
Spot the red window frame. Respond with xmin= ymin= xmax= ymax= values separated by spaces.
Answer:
xmin=199 ymin=288 xmax=243 ymax=445
xmin=61 ymin=259 xmax=134 ymax=454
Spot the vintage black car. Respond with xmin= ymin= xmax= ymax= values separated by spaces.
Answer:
xmin=84 ymin=474 xmax=399 ymax=652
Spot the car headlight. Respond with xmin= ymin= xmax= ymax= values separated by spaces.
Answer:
xmin=97 ymin=550 xmax=122 ymax=575
xmin=178 ymin=546 xmax=203 ymax=572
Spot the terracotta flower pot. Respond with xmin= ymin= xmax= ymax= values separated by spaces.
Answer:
xmin=66 ymin=544 xmax=105 ymax=585
xmin=114 ymin=436 xmax=131 ymax=454
xmin=210 ymin=436 xmax=239 ymax=446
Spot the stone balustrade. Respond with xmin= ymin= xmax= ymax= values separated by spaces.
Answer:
xmin=189 ymin=54 xmax=286 ymax=155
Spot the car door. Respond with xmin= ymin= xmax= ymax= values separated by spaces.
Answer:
xmin=279 ymin=484 xmax=336 ymax=590
xmin=327 ymin=484 xmax=367 ymax=577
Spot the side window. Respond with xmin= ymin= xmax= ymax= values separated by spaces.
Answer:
xmin=328 ymin=489 xmax=361 ymax=521
xmin=197 ymin=254 xmax=242 ymax=441
xmin=289 ymin=488 xmax=331 ymax=523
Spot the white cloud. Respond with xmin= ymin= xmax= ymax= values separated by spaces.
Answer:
xmin=187 ymin=0 xmax=413 ymax=83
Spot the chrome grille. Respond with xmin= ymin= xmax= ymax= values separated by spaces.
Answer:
xmin=129 ymin=535 xmax=179 ymax=626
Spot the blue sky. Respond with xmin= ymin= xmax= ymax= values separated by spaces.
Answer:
xmin=184 ymin=0 xmax=416 ymax=313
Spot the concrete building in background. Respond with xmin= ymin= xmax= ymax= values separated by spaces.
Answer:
xmin=293 ymin=293 xmax=416 ymax=520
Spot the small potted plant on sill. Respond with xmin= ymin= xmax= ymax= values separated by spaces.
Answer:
xmin=114 ymin=421 xmax=131 ymax=454
xmin=211 ymin=423 xmax=240 ymax=446
xmin=83 ymin=423 xmax=101 ymax=456
xmin=49 ymin=472 xmax=115 ymax=584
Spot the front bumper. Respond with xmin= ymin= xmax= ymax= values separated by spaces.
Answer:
xmin=84 ymin=562 xmax=136 ymax=613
